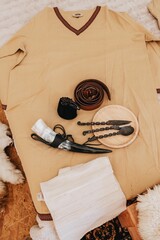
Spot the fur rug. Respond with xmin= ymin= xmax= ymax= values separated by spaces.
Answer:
xmin=137 ymin=185 xmax=160 ymax=240
xmin=0 ymin=0 xmax=160 ymax=47
xmin=0 ymin=122 xmax=24 ymax=212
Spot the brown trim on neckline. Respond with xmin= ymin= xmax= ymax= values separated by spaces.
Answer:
xmin=54 ymin=6 xmax=101 ymax=35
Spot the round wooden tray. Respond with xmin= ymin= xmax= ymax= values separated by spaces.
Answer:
xmin=92 ymin=105 xmax=139 ymax=148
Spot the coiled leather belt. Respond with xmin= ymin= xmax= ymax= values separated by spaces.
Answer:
xmin=74 ymin=79 xmax=111 ymax=110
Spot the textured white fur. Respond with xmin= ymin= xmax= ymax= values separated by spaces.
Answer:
xmin=0 ymin=122 xmax=12 ymax=149
xmin=0 ymin=148 xmax=24 ymax=184
xmin=137 ymin=185 xmax=160 ymax=240
xmin=0 ymin=122 xmax=24 ymax=199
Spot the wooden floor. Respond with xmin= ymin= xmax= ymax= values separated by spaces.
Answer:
xmin=0 ymin=107 xmax=36 ymax=240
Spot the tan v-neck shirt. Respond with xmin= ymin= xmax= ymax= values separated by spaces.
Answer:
xmin=0 ymin=0 xmax=160 ymax=214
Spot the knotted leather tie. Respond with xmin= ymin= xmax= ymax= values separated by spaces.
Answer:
xmin=74 ymin=79 xmax=111 ymax=110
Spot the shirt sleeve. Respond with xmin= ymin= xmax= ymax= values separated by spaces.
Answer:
xmin=147 ymin=0 xmax=160 ymax=90
xmin=0 ymin=36 xmax=27 ymax=107
xmin=0 ymin=8 xmax=48 ymax=109
xmin=148 ymin=0 xmax=160 ymax=29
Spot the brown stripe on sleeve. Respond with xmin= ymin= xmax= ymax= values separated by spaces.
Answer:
xmin=1 ymin=104 xmax=7 ymax=110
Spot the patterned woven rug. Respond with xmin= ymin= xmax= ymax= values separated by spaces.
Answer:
xmin=82 ymin=218 xmax=131 ymax=240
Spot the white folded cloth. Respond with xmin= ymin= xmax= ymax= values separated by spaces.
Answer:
xmin=40 ymin=156 xmax=126 ymax=240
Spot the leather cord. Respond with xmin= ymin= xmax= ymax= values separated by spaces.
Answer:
xmin=31 ymin=124 xmax=74 ymax=148
xmin=74 ymin=79 xmax=111 ymax=110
